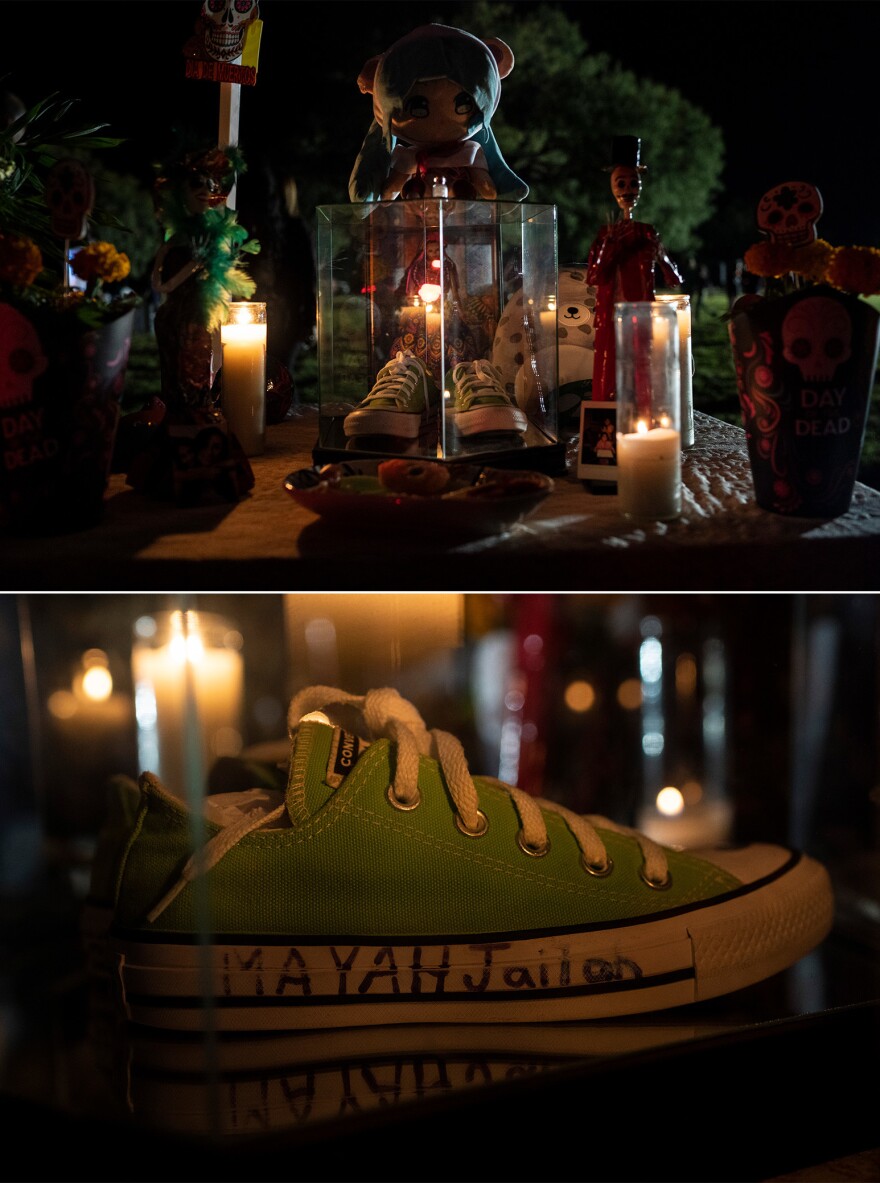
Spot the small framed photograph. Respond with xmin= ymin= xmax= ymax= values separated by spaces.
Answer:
xmin=169 ymin=419 xmax=242 ymax=506
xmin=577 ymin=400 xmax=618 ymax=481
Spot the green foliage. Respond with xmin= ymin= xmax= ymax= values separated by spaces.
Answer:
xmin=691 ymin=291 xmax=747 ymax=425
xmin=0 ymin=87 xmax=123 ymax=269
xmin=1 ymin=85 xmax=160 ymax=286
xmin=83 ymin=159 xmax=161 ymax=284
xmin=454 ymin=1 xmax=725 ymax=261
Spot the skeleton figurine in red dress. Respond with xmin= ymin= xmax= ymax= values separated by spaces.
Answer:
xmin=586 ymin=136 xmax=682 ymax=401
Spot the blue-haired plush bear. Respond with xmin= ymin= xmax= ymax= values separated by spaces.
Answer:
xmin=348 ymin=23 xmax=528 ymax=203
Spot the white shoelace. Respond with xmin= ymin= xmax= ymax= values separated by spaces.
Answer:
xmin=147 ymin=686 xmax=669 ymax=923
xmin=451 ymin=359 xmax=511 ymax=409
xmin=362 ymin=350 xmax=425 ymax=407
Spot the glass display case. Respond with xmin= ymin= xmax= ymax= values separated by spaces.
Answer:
xmin=1 ymin=593 xmax=878 ymax=1179
xmin=314 ymin=200 xmax=563 ymax=471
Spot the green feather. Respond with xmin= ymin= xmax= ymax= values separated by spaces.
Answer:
xmin=157 ymin=187 xmax=260 ymax=331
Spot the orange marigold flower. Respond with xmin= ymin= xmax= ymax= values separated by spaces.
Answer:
xmin=794 ymin=238 xmax=835 ymax=284
xmin=0 ymin=232 xmax=43 ymax=286
xmin=743 ymin=241 xmax=799 ymax=279
xmin=825 ymin=246 xmax=880 ymax=296
xmin=71 ymin=241 xmax=131 ymax=284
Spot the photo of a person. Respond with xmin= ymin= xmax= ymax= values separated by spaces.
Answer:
xmin=578 ymin=402 xmax=619 ymax=480
xmin=195 ymin=425 xmax=228 ymax=467
xmin=595 ymin=425 xmax=616 ymax=463
xmin=170 ymin=422 xmax=239 ymax=506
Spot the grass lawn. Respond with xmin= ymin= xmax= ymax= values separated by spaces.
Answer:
xmin=123 ymin=289 xmax=880 ymax=493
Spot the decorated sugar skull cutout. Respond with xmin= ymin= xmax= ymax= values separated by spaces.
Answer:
xmin=782 ymin=296 xmax=851 ymax=383
xmin=0 ymin=304 xmax=48 ymax=408
xmin=757 ymin=181 xmax=823 ymax=246
xmin=45 ymin=158 xmax=94 ymax=241
xmin=199 ymin=0 xmax=259 ymax=63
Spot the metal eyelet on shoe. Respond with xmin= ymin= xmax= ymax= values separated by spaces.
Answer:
xmin=517 ymin=830 xmax=550 ymax=858
xmin=386 ymin=783 xmax=421 ymax=811
xmin=640 ymin=866 xmax=672 ymax=890
xmin=455 ymin=809 xmax=489 ymax=838
xmin=581 ymin=854 xmax=614 ymax=877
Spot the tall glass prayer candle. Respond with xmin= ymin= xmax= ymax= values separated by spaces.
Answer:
xmin=220 ymin=301 xmax=267 ymax=456
xmin=655 ymin=293 xmax=694 ymax=447
xmin=614 ymin=301 xmax=682 ymax=521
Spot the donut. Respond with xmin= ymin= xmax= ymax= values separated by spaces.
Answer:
xmin=377 ymin=459 xmax=450 ymax=495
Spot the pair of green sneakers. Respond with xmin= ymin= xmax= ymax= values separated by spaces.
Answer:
xmin=88 ymin=685 xmax=834 ymax=1032
xmin=343 ymin=350 xmax=527 ymax=439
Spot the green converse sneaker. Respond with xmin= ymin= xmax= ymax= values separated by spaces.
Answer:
xmin=344 ymin=350 xmax=438 ymax=439
xmin=91 ymin=686 xmax=834 ymax=1032
xmin=447 ymin=359 xmax=528 ymax=435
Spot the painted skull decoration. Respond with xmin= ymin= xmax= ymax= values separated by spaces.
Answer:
xmin=200 ymin=0 xmax=259 ymax=63
xmin=781 ymin=296 xmax=852 ymax=384
xmin=45 ymin=158 xmax=95 ymax=241
xmin=611 ymin=165 xmax=642 ymax=214
xmin=0 ymin=305 xmax=49 ymax=409
xmin=757 ymin=181 xmax=823 ymax=247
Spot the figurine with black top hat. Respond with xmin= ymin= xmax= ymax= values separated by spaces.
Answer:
xmin=586 ymin=136 xmax=682 ymax=401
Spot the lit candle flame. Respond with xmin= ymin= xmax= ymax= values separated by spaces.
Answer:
xmin=82 ymin=665 xmax=113 ymax=702
xmin=656 ymin=786 xmax=685 ymax=816
xmin=419 ymin=282 xmax=442 ymax=304
xmin=636 ymin=419 xmax=649 ymax=435
xmin=228 ymin=302 xmax=261 ymax=326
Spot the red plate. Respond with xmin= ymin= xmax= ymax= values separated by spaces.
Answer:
xmin=284 ymin=460 xmax=553 ymax=540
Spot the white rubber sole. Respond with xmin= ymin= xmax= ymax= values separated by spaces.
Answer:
xmin=343 ymin=408 xmax=422 ymax=438
xmin=105 ymin=852 xmax=833 ymax=1032
xmin=454 ymin=405 xmax=528 ymax=436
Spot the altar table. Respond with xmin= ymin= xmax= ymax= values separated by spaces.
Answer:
xmin=4 ymin=410 xmax=879 ymax=592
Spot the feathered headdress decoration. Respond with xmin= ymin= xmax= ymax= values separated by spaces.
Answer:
xmin=154 ymin=145 xmax=260 ymax=332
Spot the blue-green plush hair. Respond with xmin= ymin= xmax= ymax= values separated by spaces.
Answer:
xmin=348 ymin=23 xmax=528 ymax=203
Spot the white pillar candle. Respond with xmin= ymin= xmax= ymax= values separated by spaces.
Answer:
xmin=220 ymin=302 xmax=267 ymax=457
xmin=538 ymin=297 xmax=557 ymax=342
xmin=617 ymin=421 xmax=682 ymax=520
xmin=132 ymin=611 xmax=244 ymax=796
xmin=399 ymin=300 xmax=424 ymax=325
xmin=424 ymin=301 xmax=443 ymax=343
xmin=649 ymin=309 xmax=671 ymax=354
xmin=284 ymin=593 xmax=463 ymax=693
xmin=655 ymin=294 xmax=694 ymax=447
xmin=636 ymin=798 xmax=733 ymax=849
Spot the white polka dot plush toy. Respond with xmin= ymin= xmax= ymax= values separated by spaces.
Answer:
xmin=491 ymin=264 xmax=597 ymax=427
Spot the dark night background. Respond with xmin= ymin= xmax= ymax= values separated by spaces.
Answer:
xmin=6 ymin=0 xmax=878 ymax=249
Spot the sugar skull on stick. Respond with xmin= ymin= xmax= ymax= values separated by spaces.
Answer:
xmin=184 ymin=0 xmax=260 ymax=64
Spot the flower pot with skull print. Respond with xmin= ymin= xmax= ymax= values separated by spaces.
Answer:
xmin=0 ymin=298 xmax=135 ymax=535
xmin=729 ymin=284 xmax=880 ymax=518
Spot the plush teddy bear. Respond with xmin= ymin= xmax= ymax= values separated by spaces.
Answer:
xmin=348 ymin=22 xmax=528 ymax=204
xmin=491 ymin=264 xmax=598 ymax=427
